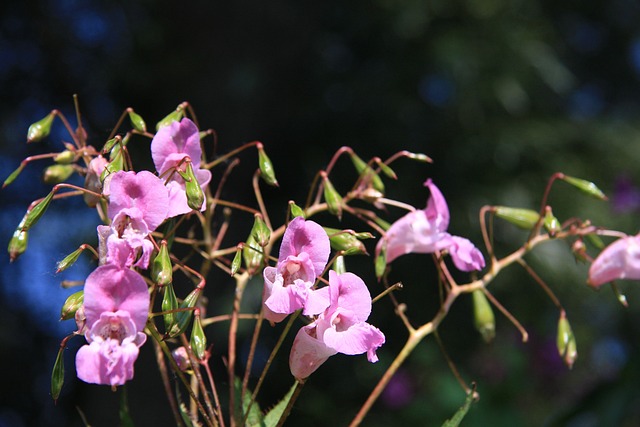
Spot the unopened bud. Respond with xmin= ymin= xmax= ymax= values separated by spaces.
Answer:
xmin=43 ymin=164 xmax=74 ymax=185
xmin=405 ymin=152 xmax=433 ymax=163
xmin=557 ymin=311 xmax=577 ymax=369
xmin=321 ymin=172 xmax=343 ymax=219
xmin=571 ymin=239 xmax=588 ymax=263
xmin=349 ymin=152 xmax=385 ymax=193
xmin=127 ymin=109 xmax=147 ymax=132
xmin=472 ymin=289 xmax=495 ymax=343
xmin=51 ymin=346 xmax=65 ymax=402
xmin=324 ymin=227 xmax=368 ymax=255
xmin=155 ymin=105 xmax=185 ymax=131
xmin=60 ymin=290 xmax=84 ymax=321
xmin=289 ymin=201 xmax=305 ymax=219
xmin=257 ymin=142 xmax=278 ymax=186
xmin=184 ymin=162 xmax=205 ymax=210
xmin=543 ymin=206 xmax=561 ymax=237
xmin=494 ymin=206 xmax=540 ymax=230
xmin=53 ymin=150 xmax=75 ymax=164
xmin=27 ymin=111 xmax=55 ymax=143
xmin=152 ymin=241 xmax=173 ymax=286
xmin=250 ymin=213 xmax=271 ymax=247
xmin=190 ymin=309 xmax=207 ymax=360
xmin=560 ymin=175 xmax=607 ymax=201
xmin=172 ymin=347 xmax=191 ymax=371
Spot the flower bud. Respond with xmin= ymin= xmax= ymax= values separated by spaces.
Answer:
xmin=494 ymin=206 xmax=540 ymax=230
xmin=257 ymin=142 xmax=278 ymax=186
xmin=8 ymin=228 xmax=28 ymax=262
xmin=543 ymin=206 xmax=561 ymax=237
xmin=172 ymin=346 xmax=191 ymax=371
xmin=375 ymin=158 xmax=397 ymax=180
xmin=162 ymin=283 xmax=179 ymax=335
xmin=190 ymin=309 xmax=207 ymax=360
xmin=51 ymin=346 xmax=65 ymax=402
xmin=289 ymin=201 xmax=306 ymax=219
xmin=405 ymin=152 xmax=433 ymax=163
xmin=152 ymin=241 xmax=173 ymax=286
xmin=557 ymin=312 xmax=577 ymax=369
xmin=571 ymin=239 xmax=588 ymax=263
xmin=242 ymin=234 xmax=264 ymax=276
xmin=127 ymin=109 xmax=147 ymax=132
xmin=324 ymin=227 xmax=368 ymax=255
xmin=184 ymin=162 xmax=205 ymax=210
xmin=321 ymin=172 xmax=343 ymax=219
xmin=230 ymin=244 xmax=243 ymax=276
xmin=349 ymin=152 xmax=385 ymax=193
xmin=250 ymin=213 xmax=271 ymax=247
xmin=60 ymin=290 xmax=84 ymax=321
xmin=53 ymin=150 xmax=75 ymax=164
xmin=155 ymin=106 xmax=185 ymax=131
xmin=560 ymin=175 xmax=607 ymax=201
xmin=27 ymin=111 xmax=55 ymax=143
xmin=472 ymin=289 xmax=495 ymax=343
xmin=21 ymin=190 xmax=55 ymax=232
xmin=43 ymin=164 xmax=74 ymax=185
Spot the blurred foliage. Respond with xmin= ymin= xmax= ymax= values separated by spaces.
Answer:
xmin=3 ymin=0 xmax=640 ymax=426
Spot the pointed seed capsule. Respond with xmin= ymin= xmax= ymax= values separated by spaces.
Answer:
xmin=557 ymin=311 xmax=577 ymax=369
xmin=257 ymin=142 xmax=278 ymax=186
xmin=27 ymin=111 xmax=55 ymax=143
xmin=60 ymin=290 xmax=84 ymax=321
xmin=169 ymin=287 xmax=201 ymax=338
xmin=349 ymin=152 xmax=385 ymax=193
xmin=494 ymin=206 xmax=540 ymax=230
xmin=321 ymin=172 xmax=342 ymax=219
xmin=162 ymin=283 xmax=179 ymax=334
xmin=324 ymin=227 xmax=367 ymax=255
xmin=543 ymin=206 xmax=561 ymax=237
xmin=3 ymin=164 xmax=26 ymax=189
xmin=151 ymin=241 xmax=173 ymax=286
xmin=190 ymin=309 xmax=207 ymax=360
xmin=127 ymin=109 xmax=147 ymax=132
xmin=288 ymin=201 xmax=305 ymax=219
xmin=250 ymin=213 xmax=271 ymax=248
xmin=375 ymin=245 xmax=387 ymax=280
xmin=21 ymin=190 xmax=55 ymax=232
xmin=56 ymin=246 xmax=84 ymax=273
xmin=184 ymin=162 xmax=205 ymax=210
xmin=561 ymin=175 xmax=607 ymax=201
xmin=8 ymin=228 xmax=28 ymax=262
xmin=155 ymin=106 xmax=185 ymax=131
xmin=472 ymin=289 xmax=495 ymax=343
xmin=230 ymin=244 xmax=243 ymax=276
xmin=53 ymin=150 xmax=75 ymax=164
xmin=242 ymin=234 xmax=264 ymax=276
xmin=43 ymin=164 xmax=74 ymax=185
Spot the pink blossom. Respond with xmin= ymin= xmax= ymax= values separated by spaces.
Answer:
xmin=262 ymin=217 xmax=331 ymax=323
xmin=75 ymin=264 xmax=150 ymax=386
xmin=150 ymin=118 xmax=212 ymax=217
xmin=84 ymin=155 xmax=108 ymax=207
xmin=376 ymin=179 xmax=485 ymax=272
xmin=588 ymin=234 xmax=640 ymax=287
xmin=289 ymin=271 xmax=385 ymax=379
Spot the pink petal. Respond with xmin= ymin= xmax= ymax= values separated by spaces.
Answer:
xmin=151 ymin=118 xmax=203 ymax=174
xmin=424 ymin=179 xmax=449 ymax=232
xmin=448 ymin=236 xmax=485 ymax=272
xmin=321 ymin=320 xmax=385 ymax=360
xmin=279 ymin=217 xmax=330 ymax=278
xmin=289 ymin=324 xmax=337 ymax=379
xmin=303 ymin=286 xmax=330 ymax=316
xmin=589 ymin=235 xmax=640 ymax=287
xmin=261 ymin=267 xmax=289 ymax=323
xmin=328 ymin=271 xmax=372 ymax=323
xmin=75 ymin=339 xmax=141 ymax=386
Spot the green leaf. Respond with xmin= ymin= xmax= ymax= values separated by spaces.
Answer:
xmin=441 ymin=388 xmax=476 ymax=427
xmin=51 ymin=346 xmax=65 ymax=402
xmin=263 ymin=382 xmax=297 ymax=427
xmin=234 ymin=377 xmax=264 ymax=427
xmin=119 ymin=385 xmax=135 ymax=427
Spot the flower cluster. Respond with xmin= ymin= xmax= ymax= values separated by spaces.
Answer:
xmin=262 ymin=217 xmax=385 ymax=379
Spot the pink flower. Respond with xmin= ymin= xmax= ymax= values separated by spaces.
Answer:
xmin=588 ymin=234 xmax=640 ymax=287
xmin=75 ymin=264 xmax=150 ymax=386
xmin=376 ymin=179 xmax=485 ymax=272
xmin=289 ymin=271 xmax=385 ymax=379
xmin=262 ymin=217 xmax=331 ymax=323
xmin=150 ymin=118 xmax=212 ymax=217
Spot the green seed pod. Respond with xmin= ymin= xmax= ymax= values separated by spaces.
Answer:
xmin=168 ymin=287 xmax=201 ymax=338
xmin=494 ymin=206 xmax=540 ymax=230
xmin=349 ymin=152 xmax=385 ymax=193
xmin=27 ymin=111 xmax=55 ymax=143
xmin=472 ymin=289 xmax=495 ymax=343
xmin=3 ymin=164 xmax=26 ymax=188
xmin=128 ymin=109 xmax=147 ymax=132
xmin=405 ymin=152 xmax=433 ymax=163
xmin=230 ymin=245 xmax=243 ymax=276
xmin=43 ymin=164 xmax=74 ymax=185
xmin=543 ymin=206 xmax=561 ymax=237
xmin=56 ymin=246 xmax=84 ymax=273
xmin=242 ymin=234 xmax=264 ymax=276
xmin=151 ymin=241 xmax=173 ymax=286
xmin=60 ymin=290 xmax=84 ymax=321
xmin=184 ymin=162 xmax=205 ymax=211
xmin=8 ymin=228 xmax=28 ymax=262
xmin=289 ymin=201 xmax=306 ymax=219
xmin=375 ymin=245 xmax=387 ymax=280
xmin=162 ymin=283 xmax=179 ymax=335
xmin=102 ymin=136 xmax=121 ymax=154
xmin=53 ymin=150 xmax=75 ymax=164
xmin=51 ymin=346 xmax=65 ymax=402
xmin=557 ymin=312 xmax=577 ymax=369
xmin=257 ymin=143 xmax=278 ymax=186
xmin=250 ymin=213 xmax=271 ymax=248
xmin=155 ymin=106 xmax=185 ymax=131
xmin=376 ymin=159 xmax=397 ymax=180
xmin=190 ymin=310 xmax=207 ymax=360
xmin=324 ymin=227 xmax=367 ymax=255
xmin=21 ymin=190 xmax=55 ymax=232
xmin=561 ymin=175 xmax=607 ymax=201
xmin=322 ymin=173 xmax=343 ymax=219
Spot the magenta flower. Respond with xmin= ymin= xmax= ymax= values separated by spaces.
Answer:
xmin=75 ymin=264 xmax=150 ymax=386
xmin=289 ymin=271 xmax=385 ymax=379
xmin=262 ymin=217 xmax=331 ymax=323
xmin=376 ymin=179 xmax=485 ymax=272
xmin=588 ymin=234 xmax=640 ymax=287
xmin=102 ymin=171 xmax=169 ymax=269
xmin=150 ymin=118 xmax=212 ymax=218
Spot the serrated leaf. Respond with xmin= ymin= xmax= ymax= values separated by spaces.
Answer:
xmin=441 ymin=388 xmax=476 ymax=427
xmin=234 ymin=377 xmax=264 ymax=426
xmin=263 ymin=382 xmax=297 ymax=427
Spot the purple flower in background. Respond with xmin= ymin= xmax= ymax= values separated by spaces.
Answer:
xmin=376 ymin=179 xmax=485 ymax=272
xmin=289 ymin=271 xmax=385 ymax=379
xmin=151 ymin=118 xmax=212 ymax=217
xmin=75 ymin=264 xmax=150 ymax=386
xmin=262 ymin=217 xmax=331 ymax=323
xmin=588 ymin=234 xmax=640 ymax=287
xmin=612 ymin=176 xmax=640 ymax=213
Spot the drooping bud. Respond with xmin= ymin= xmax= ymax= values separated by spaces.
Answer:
xmin=172 ymin=347 xmax=191 ymax=372
xmin=556 ymin=311 xmax=577 ymax=369
xmin=472 ymin=289 xmax=495 ymax=343
xmin=60 ymin=290 xmax=84 ymax=321
xmin=321 ymin=172 xmax=343 ymax=219
xmin=349 ymin=152 xmax=385 ymax=193
xmin=53 ymin=150 xmax=75 ymax=164
xmin=560 ymin=175 xmax=607 ymax=201
xmin=494 ymin=206 xmax=540 ymax=230
xmin=257 ymin=142 xmax=278 ymax=186
xmin=151 ymin=241 xmax=173 ymax=286
xmin=8 ymin=228 xmax=28 ymax=262
xmin=543 ymin=206 xmax=561 ymax=237
xmin=250 ymin=213 xmax=271 ymax=247
xmin=184 ymin=162 xmax=205 ymax=211
xmin=27 ymin=111 xmax=55 ymax=143
xmin=21 ymin=190 xmax=55 ymax=232
xmin=288 ymin=201 xmax=305 ymax=219
xmin=51 ymin=346 xmax=65 ymax=402
xmin=162 ymin=283 xmax=179 ymax=335
xmin=190 ymin=309 xmax=207 ymax=360
xmin=324 ymin=227 xmax=370 ymax=255
xmin=242 ymin=234 xmax=264 ymax=276
xmin=230 ymin=244 xmax=243 ymax=276
xmin=333 ymin=255 xmax=347 ymax=274
xmin=127 ymin=109 xmax=147 ymax=132
xmin=155 ymin=105 xmax=185 ymax=131
xmin=43 ymin=164 xmax=74 ymax=185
